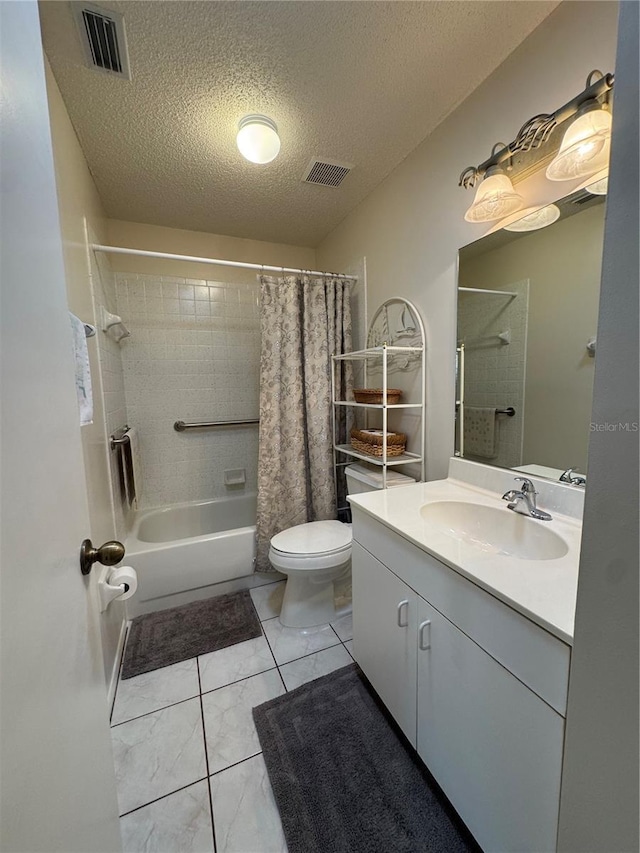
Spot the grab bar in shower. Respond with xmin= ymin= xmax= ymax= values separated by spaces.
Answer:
xmin=174 ymin=418 xmax=260 ymax=431
xmin=455 ymin=404 xmax=516 ymax=417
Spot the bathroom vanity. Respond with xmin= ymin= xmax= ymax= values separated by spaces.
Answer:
xmin=348 ymin=460 xmax=582 ymax=853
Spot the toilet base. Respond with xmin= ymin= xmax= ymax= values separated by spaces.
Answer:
xmin=279 ymin=567 xmax=350 ymax=628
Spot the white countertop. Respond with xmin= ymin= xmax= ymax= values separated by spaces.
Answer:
xmin=348 ymin=476 xmax=582 ymax=645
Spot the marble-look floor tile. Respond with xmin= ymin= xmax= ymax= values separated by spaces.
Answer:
xmin=112 ymin=660 xmax=200 ymax=725
xmin=112 ymin=698 xmax=207 ymax=815
xmin=202 ymin=670 xmax=284 ymax=773
xmin=331 ymin=611 xmax=353 ymax=642
xmin=279 ymin=645 xmax=353 ymax=692
xmin=344 ymin=639 xmax=354 ymax=658
xmin=119 ymin=780 xmax=214 ymax=853
xmin=199 ymin=636 xmax=275 ymax=693
xmin=261 ymin=617 xmax=340 ymax=665
xmin=250 ymin=582 xmax=285 ymax=620
xmin=210 ymin=754 xmax=287 ymax=853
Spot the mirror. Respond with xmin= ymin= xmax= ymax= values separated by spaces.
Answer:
xmin=455 ymin=189 xmax=606 ymax=484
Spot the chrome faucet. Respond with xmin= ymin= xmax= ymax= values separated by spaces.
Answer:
xmin=560 ymin=467 xmax=586 ymax=487
xmin=502 ymin=477 xmax=552 ymax=521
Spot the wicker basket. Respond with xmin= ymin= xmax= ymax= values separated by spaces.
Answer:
xmin=350 ymin=427 xmax=406 ymax=457
xmin=353 ymin=388 xmax=403 ymax=405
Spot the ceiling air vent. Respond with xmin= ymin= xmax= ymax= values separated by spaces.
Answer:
xmin=302 ymin=159 xmax=353 ymax=188
xmin=72 ymin=3 xmax=131 ymax=79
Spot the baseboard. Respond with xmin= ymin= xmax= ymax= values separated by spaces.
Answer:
xmin=107 ymin=617 xmax=129 ymax=716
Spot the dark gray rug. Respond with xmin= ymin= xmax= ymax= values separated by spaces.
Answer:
xmin=121 ymin=589 xmax=262 ymax=679
xmin=253 ymin=664 xmax=480 ymax=853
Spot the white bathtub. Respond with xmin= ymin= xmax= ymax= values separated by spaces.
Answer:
xmin=126 ymin=493 xmax=258 ymax=613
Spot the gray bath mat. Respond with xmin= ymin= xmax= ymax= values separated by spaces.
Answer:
xmin=253 ymin=664 xmax=480 ymax=853
xmin=121 ymin=589 xmax=262 ymax=679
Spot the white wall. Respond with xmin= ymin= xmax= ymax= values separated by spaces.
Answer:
xmin=557 ymin=2 xmax=639 ymax=848
xmin=316 ymin=1 xmax=619 ymax=481
xmin=105 ymin=219 xmax=316 ymax=282
xmin=45 ymin=59 xmax=127 ymax=694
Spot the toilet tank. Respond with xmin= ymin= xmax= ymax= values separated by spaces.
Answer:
xmin=345 ymin=462 xmax=415 ymax=494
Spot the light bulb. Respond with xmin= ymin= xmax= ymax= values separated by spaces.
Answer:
xmin=236 ymin=115 xmax=281 ymax=164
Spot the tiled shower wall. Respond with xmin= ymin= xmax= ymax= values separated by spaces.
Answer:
xmin=91 ymin=248 xmax=129 ymax=539
xmin=457 ymin=278 xmax=529 ymax=470
xmin=115 ymin=273 xmax=260 ymax=509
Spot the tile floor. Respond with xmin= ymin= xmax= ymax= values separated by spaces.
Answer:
xmin=111 ymin=580 xmax=354 ymax=853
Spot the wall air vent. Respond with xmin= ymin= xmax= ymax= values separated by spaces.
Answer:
xmin=302 ymin=159 xmax=353 ymax=188
xmin=72 ymin=3 xmax=131 ymax=80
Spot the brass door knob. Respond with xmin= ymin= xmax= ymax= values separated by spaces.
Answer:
xmin=80 ymin=539 xmax=125 ymax=576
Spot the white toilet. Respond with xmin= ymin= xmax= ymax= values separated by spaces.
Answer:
xmin=269 ymin=463 xmax=415 ymax=628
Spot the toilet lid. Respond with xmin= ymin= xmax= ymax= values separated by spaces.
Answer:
xmin=271 ymin=520 xmax=352 ymax=557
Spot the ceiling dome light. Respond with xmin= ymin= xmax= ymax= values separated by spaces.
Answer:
xmin=236 ymin=115 xmax=281 ymax=164
xmin=464 ymin=166 xmax=524 ymax=224
xmin=546 ymin=102 xmax=612 ymax=182
xmin=504 ymin=203 xmax=561 ymax=232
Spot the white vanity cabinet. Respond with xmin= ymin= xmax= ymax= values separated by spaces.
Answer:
xmin=352 ymin=541 xmax=419 ymax=743
xmin=351 ymin=510 xmax=570 ymax=853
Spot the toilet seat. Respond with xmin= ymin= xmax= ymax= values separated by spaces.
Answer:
xmin=271 ymin=520 xmax=351 ymax=555
xmin=269 ymin=520 xmax=352 ymax=572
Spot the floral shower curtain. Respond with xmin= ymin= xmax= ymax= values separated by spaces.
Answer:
xmin=255 ymin=275 xmax=353 ymax=572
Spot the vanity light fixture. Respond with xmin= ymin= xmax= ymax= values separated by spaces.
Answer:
xmin=504 ymin=203 xmax=561 ymax=232
xmin=236 ymin=115 xmax=281 ymax=164
xmin=459 ymin=70 xmax=614 ymax=218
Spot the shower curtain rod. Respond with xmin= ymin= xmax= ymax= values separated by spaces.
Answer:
xmin=91 ymin=244 xmax=358 ymax=281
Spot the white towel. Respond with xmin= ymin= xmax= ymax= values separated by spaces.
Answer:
xmin=69 ymin=313 xmax=93 ymax=426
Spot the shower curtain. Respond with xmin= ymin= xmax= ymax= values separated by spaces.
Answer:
xmin=255 ymin=274 xmax=353 ymax=572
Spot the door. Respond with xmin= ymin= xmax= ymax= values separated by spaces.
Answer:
xmin=416 ymin=597 xmax=564 ymax=852
xmin=352 ymin=541 xmax=418 ymax=744
xmin=0 ymin=4 xmax=122 ymax=852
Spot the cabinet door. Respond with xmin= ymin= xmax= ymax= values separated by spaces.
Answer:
xmin=352 ymin=541 xmax=417 ymax=745
xmin=416 ymin=597 xmax=564 ymax=853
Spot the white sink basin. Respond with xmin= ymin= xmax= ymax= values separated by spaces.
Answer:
xmin=420 ymin=501 xmax=568 ymax=561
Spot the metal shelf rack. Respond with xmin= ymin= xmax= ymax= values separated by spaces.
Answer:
xmin=331 ymin=299 xmax=426 ymax=502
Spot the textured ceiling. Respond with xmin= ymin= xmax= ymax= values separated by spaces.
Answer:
xmin=40 ymin=1 xmax=559 ymax=247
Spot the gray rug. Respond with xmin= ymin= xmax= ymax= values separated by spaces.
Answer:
xmin=253 ymin=664 xmax=480 ymax=853
xmin=121 ymin=589 xmax=262 ymax=679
